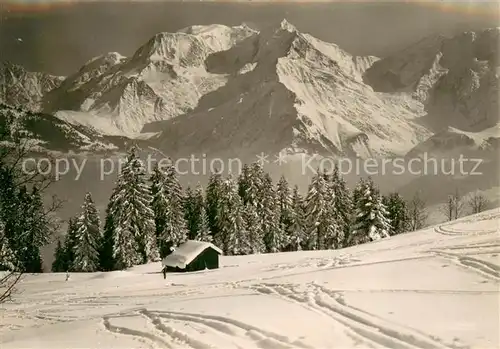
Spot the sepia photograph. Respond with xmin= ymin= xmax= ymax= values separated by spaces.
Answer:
xmin=0 ymin=0 xmax=499 ymax=348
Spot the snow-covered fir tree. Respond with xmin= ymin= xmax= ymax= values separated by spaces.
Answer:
xmin=206 ymin=170 xmax=224 ymax=240
xmin=217 ymin=174 xmax=243 ymax=254
xmin=238 ymin=162 xmax=264 ymax=206
xmin=350 ymin=177 xmax=391 ymax=245
xmin=72 ymin=192 xmax=102 ymax=272
xmin=276 ymin=175 xmax=293 ymax=249
xmin=287 ymin=186 xmax=307 ymax=251
xmin=150 ymin=164 xmax=168 ymax=250
xmin=226 ymin=197 xmax=248 ymax=256
xmin=195 ymin=207 xmax=213 ymax=243
xmin=0 ymin=169 xmax=20 ymax=270
xmin=348 ymin=178 xmax=366 ymax=246
xmin=0 ymin=129 xmax=57 ymax=274
xmin=304 ymin=171 xmax=339 ymax=250
xmin=63 ymin=217 xmax=78 ymax=271
xmin=259 ymin=173 xmax=284 ymax=253
xmin=304 ymin=172 xmax=326 ymax=250
xmin=238 ymin=164 xmax=252 ymax=205
xmin=0 ymin=218 xmax=16 ymax=271
xmin=99 ymin=202 xmax=115 ymax=271
xmin=158 ymin=163 xmax=188 ymax=256
xmin=17 ymin=187 xmax=50 ymax=272
xmin=383 ymin=193 xmax=410 ymax=236
xmin=109 ymin=146 xmax=159 ymax=269
xmin=184 ymin=184 xmax=205 ymax=240
xmin=183 ymin=186 xmax=196 ymax=239
xmin=243 ymin=203 xmax=265 ymax=254
xmin=51 ymin=239 xmax=66 ymax=272
xmin=328 ymin=166 xmax=352 ymax=248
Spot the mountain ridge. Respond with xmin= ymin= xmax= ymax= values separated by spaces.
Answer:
xmin=0 ymin=20 xmax=498 ymax=159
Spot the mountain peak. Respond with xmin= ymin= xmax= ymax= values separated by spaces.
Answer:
xmin=132 ymin=24 xmax=256 ymax=63
xmin=83 ymin=52 xmax=126 ymax=67
xmin=279 ymin=18 xmax=296 ymax=33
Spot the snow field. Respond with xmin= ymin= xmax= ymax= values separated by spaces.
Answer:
xmin=1 ymin=208 xmax=499 ymax=349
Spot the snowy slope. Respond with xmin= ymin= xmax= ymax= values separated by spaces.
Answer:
xmin=1 ymin=209 xmax=499 ymax=349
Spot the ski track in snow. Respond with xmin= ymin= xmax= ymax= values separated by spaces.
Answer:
xmin=431 ymin=250 xmax=500 ymax=281
xmin=247 ymin=283 xmax=458 ymax=349
xmin=100 ymin=307 xmax=309 ymax=349
xmin=102 ymin=314 xmax=174 ymax=349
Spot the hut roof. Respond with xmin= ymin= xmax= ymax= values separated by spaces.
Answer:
xmin=162 ymin=240 xmax=222 ymax=269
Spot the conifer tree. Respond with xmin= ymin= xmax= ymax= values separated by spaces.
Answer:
xmin=110 ymin=146 xmax=159 ymax=269
xmin=73 ymin=192 xmax=102 ymax=272
xmin=350 ymin=177 xmax=391 ymax=245
xmin=248 ymin=163 xmax=265 ymax=204
xmin=383 ymin=193 xmax=410 ymax=236
xmin=287 ymin=186 xmax=306 ymax=251
xmin=348 ymin=177 xmax=366 ymax=246
xmin=151 ymin=164 xmax=168 ymax=245
xmin=0 ymin=218 xmax=16 ymax=271
xmin=51 ymin=239 xmax=66 ymax=272
xmin=238 ymin=162 xmax=264 ymax=206
xmin=238 ymin=164 xmax=252 ymax=205
xmin=243 ymin=203 xmax=265 ymax=254
xmin=0 ymin=117 xmax=61 ymax=298
xmin=329 ymin=166 xmax=352 ymax=248
xmin=0 ymin=168 xmax=21 ymax=270
xmin=183 ymin=186 xmax=196 ymax=239
xmin=184 ymin=184 xmax=204 ymax=240
xmin=160 ymin=163 xmax=188 ymax=256
xmin=17 ymin=187 xmax=50 ymax=272
xmin=276 ymin=176 xmax=293 ymax=250
xmin=217 ymin=174 xmax=241 ymax=254
xmin=206 ymin=170 xmax=223 ymax=239
xmin=260 ymin=173 xmax=284 ymax=253
xmin=64 ymin=217 xmax=78 ymax=269
xmin=226 ymin=198 xmax=248 ymax=256
xmin=304 ymin=171 xmax=338 ymax=250
xmin=195 ymin=207 xmax=213 ymax=243
xmin=99 ymin=202 xmax=116 ymax=271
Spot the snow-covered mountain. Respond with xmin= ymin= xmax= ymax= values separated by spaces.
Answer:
xmin=0 ymin=21 xmax=498 ymax=160
xmin=405 ymin=124 xmax=500 ymax=159
xmin=364 ymin=27 xmax=500 ymax=132
xmin=42 ymin=24 xmax=256 ymax=136
xmin=150 ymin=20 xmax=430 ymax=159
xmin=0 ymin=62 xmax=64 ymax=111
xmin=0 ymin=104 xmax=133 ymax=153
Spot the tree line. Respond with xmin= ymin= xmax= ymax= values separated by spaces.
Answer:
xmin=51 ymin=146 xmax=434 ymax=272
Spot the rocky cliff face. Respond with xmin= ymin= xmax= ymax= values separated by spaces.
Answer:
xmin=0 ymin=61 xmax=64 ymax=111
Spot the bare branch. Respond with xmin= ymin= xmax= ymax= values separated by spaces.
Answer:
xmin=0 ymin=271 xmax=23 ymax=304
xmin=468 ymin=191 xmax=490 ymax=214
xmin=407 ymin=191 xmax=428 ymax=231
xmin=441 ymin=188 xmax=465 ymax=221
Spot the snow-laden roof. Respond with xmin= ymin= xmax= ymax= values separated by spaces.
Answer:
xmin=162 ymin=240 xmax=222 ymax=269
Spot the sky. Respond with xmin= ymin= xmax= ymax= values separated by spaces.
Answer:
xmin=0 ymin=1 xmax=499 ymax=75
